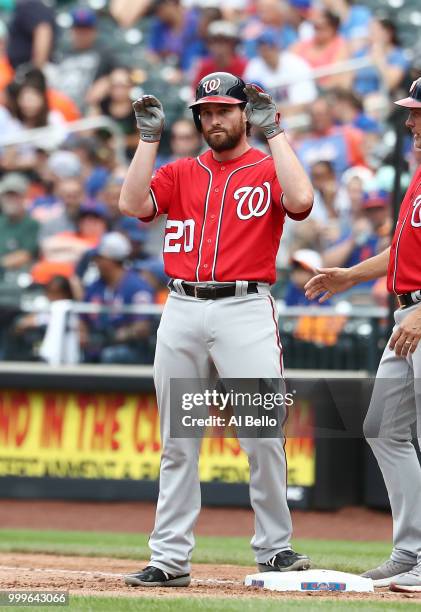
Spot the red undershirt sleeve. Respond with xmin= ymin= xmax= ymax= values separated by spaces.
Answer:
xmin=281 ymin=193 xmax=313 ymax=220
xmin=270 ymin=172 xmax=313 ymax=221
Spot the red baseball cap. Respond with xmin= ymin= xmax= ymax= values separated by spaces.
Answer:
xmin=394 ymin=77 xmax=421 ymax=109
xmin=362 ymin=190 xmax=389 ymax=209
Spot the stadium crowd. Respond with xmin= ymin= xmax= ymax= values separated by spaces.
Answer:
xmin=0 ymin=0 xmax=419 ymax=364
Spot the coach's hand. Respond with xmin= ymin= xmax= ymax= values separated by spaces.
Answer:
xmin=244 ymin=84 xmax=283 ymax=140
xmin=133 ymin=95 xmax=165 ymax=143
xmin=389 ymin=305 xmax=421 ymax=357
xmin=304 ymin=267 xmax=354 ymax=303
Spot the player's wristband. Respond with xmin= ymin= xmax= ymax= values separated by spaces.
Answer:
xmin=263 ymin=124 xmax=285 ymax=140
xmin=134 ymin=112 xmax=163 ymax=143
xmin=139 ymin=131 xmax=162 ymax=143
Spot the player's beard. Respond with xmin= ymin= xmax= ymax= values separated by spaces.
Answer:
xmin=203 ymin=119 xmax=245 ymax=152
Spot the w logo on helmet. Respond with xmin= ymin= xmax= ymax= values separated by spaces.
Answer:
xmin=203 ymin=78 xmax=221 ymax=94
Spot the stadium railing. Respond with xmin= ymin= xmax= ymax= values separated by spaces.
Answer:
xmin=0 ymin=115 xmax=128 ymax=165
xmin=0 ymin=300 xmax=388 ymax=373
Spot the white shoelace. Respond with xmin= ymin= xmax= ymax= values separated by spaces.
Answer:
xmin=266 ymin=550 xmax=294 ymax=566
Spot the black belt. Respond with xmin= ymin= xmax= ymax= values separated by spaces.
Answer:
xmin=397 ymin=290 xmax=421 ymax=309
xmin=169 ymin=280 xmax=258 ymax=300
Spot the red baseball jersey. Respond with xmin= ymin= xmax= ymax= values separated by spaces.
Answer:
xmin=141 ymin=147 xmax=311 ymax=284
xmin=387 ymin=164 xmax=421 ymax=293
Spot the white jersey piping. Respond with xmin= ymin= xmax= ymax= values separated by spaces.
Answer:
xmin=211 ymin=155 xmax=270 ymax=281
xmin=392 ymin=199 xmax=413 ymax=293
xmin=195 ymin=157 xmax=213 ymax=281
xmin=149 ymin=188 xmax=159 ymax=219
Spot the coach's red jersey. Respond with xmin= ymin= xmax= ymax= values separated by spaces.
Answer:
xmin=142 ymin=147 xmax=311 ymax=284
xmin=387 ymin=165 xmax=421 ymax=293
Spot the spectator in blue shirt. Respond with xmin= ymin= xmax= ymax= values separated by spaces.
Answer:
xmin=148 ymin=0 xmax=205 ymax=72
xmin=80 ymin=232 xmax=155 ymax=364
xmin=320 ymin=188 xmax=390 ymax=302
xmin=285 ymin=249 xmax=329 ymax=306
xmin=241 ymin=0 xmax=297 ymax=59
xmin=352 ymin=18 xmax=409 ymax=96
xmin=327 ymin=88 xmax=384 ymax=170
xmin=321 ymin=0 xmax=371 ymax=50
xmin=328 ymin=88 xmax=380 ymax=132
xmin=294 ymin=96 xmax=366 ymax=178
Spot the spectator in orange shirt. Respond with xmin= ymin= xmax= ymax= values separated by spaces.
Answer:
xmin=12 ymin=65 xmax=81 ymax=121
xmin=0 ymin=21 xmax=13 ymax=93
xmin=292 ymin=9 xmax=351 ymax=89
xmin=10 ymin=80 xmax=66 ymax=128
xmin=33 ymin=201 xmax=109 ymax=281
xmin=1 ymin=71 xmax=72 ymax=172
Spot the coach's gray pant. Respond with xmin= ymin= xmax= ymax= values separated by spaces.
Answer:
xmin=149 ymin=288 xmax=291 ymax=575
xmin=364 ymin=304 xmax=421 ymax=566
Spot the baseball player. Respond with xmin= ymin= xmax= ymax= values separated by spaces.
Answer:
xmin=119 ymin=72 xmax=314 ymax=587
xmin=305 ymin=77 xmax=421 ymax=592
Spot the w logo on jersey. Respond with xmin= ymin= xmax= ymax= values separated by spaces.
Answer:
xmin=234 ymin=182 xmax=271 ymax=220
xmin=411 ymin=195 xmax=421 ymax=227
xmin=203 ymin=78 xmax=221 ymax=94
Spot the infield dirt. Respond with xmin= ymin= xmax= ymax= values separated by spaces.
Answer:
xmin=0 ymin=553 xmax=421 ymax=602
xmin=1 ymin=501 xmax=419 ymax=602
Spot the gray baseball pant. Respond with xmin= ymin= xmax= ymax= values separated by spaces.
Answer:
xmin=148 ymin=287 xmax=292 ymax=575
xmin=364 ymin=304 xmax=421 ymax=565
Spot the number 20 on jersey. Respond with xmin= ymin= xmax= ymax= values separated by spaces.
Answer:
xmin=164 ymin=219 xmax=195 ymax=253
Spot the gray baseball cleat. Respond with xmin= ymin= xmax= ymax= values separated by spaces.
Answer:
xmin=390 ymin=562 xmax=421 ymax=593
xmin=124 ymin=566 xmax=191 ymax=587
xmin=361 ymin=559 xmax=415 ymax=587
xmin=258 ymin=549 xmax=311 ymax=573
